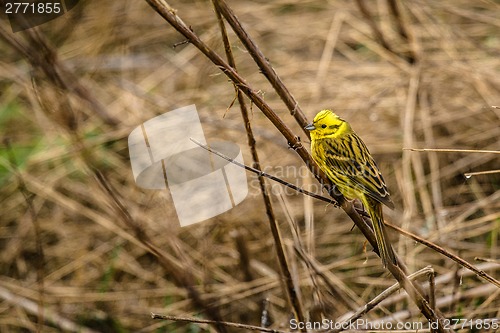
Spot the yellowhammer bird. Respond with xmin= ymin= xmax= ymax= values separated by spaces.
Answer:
xmin=305 ymin=109 xmax=397 ymax=267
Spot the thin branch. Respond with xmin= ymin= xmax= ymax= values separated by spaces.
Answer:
xmin=190 ymin=138 xmax=337 ymax=206
xmin=475 ymin=257 xmax=500 ymax=264
xmin=213 ymin=0 xmax=310 ymax=132
xmin=429 ymin=267 xmax=436 ymax=310
xmin=151 ymin=313 xmax=290 ymax=333
xmin=464 ymin=169 xmax=500 ymax=177
xmin=404 ymin=148 xmax=500 ymax=154
xmin=329 ymin=267 xmax=436 ymax=333
xmin=377 ymin=284 xmax=498 ymax=328
xmin=386 ymin=222 xmax=500 ymax=288
xmin=144 ymin=0 xmax=334 ymax=198
xmin=211 ymin=2 xmax=306 ymax=324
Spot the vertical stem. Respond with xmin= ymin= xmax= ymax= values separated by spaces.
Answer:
xmin=213 ymin=0 xmax=310 ymax=134
xmin=211 ymin=1 xmax=306 ymax=326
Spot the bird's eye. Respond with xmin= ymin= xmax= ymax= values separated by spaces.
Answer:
xmin=321 ymin=124 xmax=327 ymax=128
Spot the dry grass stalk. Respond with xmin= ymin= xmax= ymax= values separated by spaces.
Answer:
xmin=0 ymin=0 xmax=498 ymax=332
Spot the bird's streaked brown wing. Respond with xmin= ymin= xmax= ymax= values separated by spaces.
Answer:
xmin=321 ymin=133 xmax=394 ymax=209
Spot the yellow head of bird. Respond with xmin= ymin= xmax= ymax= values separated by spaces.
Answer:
xmin=305 ymin=109 xmax=350 ymax=139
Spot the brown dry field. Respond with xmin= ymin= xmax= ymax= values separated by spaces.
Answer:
xmin=0 ymin=0 xmax=499 ymax=332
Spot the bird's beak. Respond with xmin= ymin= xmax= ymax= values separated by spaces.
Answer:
xmin=304 ymin=123 xmax=315 ymax=131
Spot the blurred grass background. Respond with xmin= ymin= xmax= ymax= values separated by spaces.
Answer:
xmin=0 ymin=0 xmax=499 ymax=332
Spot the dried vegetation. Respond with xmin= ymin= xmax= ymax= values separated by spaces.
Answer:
xmin=0 ymin=0 xmax=499 ymax=332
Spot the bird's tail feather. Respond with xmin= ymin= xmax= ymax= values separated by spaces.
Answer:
xmin=363 ymin=196 xmax=397 ymax=267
